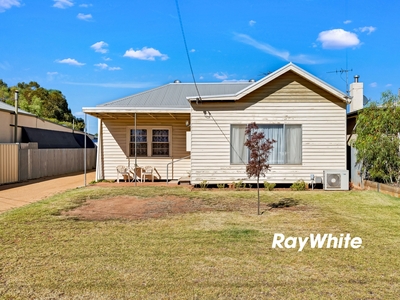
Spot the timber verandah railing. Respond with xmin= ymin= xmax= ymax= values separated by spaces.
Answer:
xmin=166 ymin=155 xmax=190 ymax=184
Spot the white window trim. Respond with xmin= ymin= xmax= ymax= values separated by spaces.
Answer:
xmin=127 ymin=126 xmax=172 ymax=158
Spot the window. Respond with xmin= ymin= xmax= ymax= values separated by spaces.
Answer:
xmin=230 ymin=124 xmax=302 ymax=165
xmin=130 ymin=129 xmax=147 ymax=156
xmin=152 ymin=129 xmax=169 ymax=156
xmin=129 ymin=128 xmax=170 ymax=157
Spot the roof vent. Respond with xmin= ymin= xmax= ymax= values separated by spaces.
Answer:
xmin=354 ymin=75 xmax=360 ymax=83
xmin=173 ymin=80 xmax=181 ymax=83
xmin=249 ymin=79 xmax=256 ymax=82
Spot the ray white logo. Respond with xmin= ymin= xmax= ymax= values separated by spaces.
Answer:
xmin=272 ymin=233 xmax=363 ymax=251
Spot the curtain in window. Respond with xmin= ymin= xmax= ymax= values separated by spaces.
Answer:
xmin=230 ymin=124 xmax=302 ymax=165
xmin=285 ymin=125 xmax=302 ymax=164
xmin=230 ymin=125 xmax=247 ymax=164
xmin=260 ymin=125 xmax=285 ymax=164
xmin=130 ymin=129 xmax=147 ymax=156
xmin=152 ymin=129 xmax=169 ymax=156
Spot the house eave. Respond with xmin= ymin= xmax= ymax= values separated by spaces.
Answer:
xmin=82 ymin=107 xmax=191 ymax=118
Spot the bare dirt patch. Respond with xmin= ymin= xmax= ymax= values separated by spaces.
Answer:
xmin=61 ymin=191 xmax=308 ymax=221
xmin=62 ymin=195 xmax=213 ymax=221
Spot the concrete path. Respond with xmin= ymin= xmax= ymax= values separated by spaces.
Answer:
xmin=0 ymin=171 xmax=95 ymax=214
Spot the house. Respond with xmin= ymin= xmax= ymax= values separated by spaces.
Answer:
xmin=83 ymin=63 xmax=350 ymax=184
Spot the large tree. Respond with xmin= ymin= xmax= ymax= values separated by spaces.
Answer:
xmin=353 ymin=91 xmax=400 ymax=184
xmin=244 ymin=122 xmax=275 ymax=215
xmin=0 ymin=80 xmax=85 ymax=131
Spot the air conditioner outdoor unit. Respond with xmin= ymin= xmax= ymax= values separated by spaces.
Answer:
xmin=323 ymin=170 xmax=349 ymax=191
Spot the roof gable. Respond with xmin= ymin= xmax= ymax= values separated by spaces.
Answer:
xmin=187 ymin=63 xmax=348 ymax=103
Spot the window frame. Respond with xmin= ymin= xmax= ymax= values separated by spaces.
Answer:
xmin=127 ymin=126 xmax=172 ymax=158
xmin=230 ymin=124 xmax=302 ymax=165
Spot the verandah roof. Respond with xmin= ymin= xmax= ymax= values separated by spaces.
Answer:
xmin=83 ymin=82 xmax=252 ymax=117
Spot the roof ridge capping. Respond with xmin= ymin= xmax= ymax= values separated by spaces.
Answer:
xmin=187 ymin=62 xmax=349 ymax=103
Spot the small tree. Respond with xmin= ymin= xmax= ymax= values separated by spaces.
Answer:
xmin=244 ymin=122 xmax=276 ymax=215
xmin=354 ymin=91 xmax=400 ymax=184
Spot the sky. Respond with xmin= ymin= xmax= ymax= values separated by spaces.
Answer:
xmin=1 ymin=0 xmax=399 ymax=134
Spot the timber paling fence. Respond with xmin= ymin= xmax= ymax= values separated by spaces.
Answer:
xmin=363 ymin=180 xmax=400 ymax=198
xmin=0 ymin=143 xmax=96 ymax=185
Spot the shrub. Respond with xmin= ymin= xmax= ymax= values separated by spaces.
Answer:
xmin=264 ymin=181 xmax=276 ymax=191
xmin=232 ymin=180 xmax=246 ymax=190
xmin=217 ymin=183 xmax=226 ymax=189
xmin=290 ymin=180 xmax=307 ymax=191
xmin=199 ymin=180 xmax=208 ymax=190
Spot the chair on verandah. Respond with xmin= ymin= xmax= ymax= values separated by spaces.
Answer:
xmin=129 ymin=166 xmax=142 ymax=182
xmin=116 ymin=165 xmax=131 ymax=183
xmin=141 ymin=166 xmax=154 ymax=182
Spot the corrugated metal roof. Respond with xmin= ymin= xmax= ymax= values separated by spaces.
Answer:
xmin=98 ymin=82 xmax=253 ymax=108
xmin=0 ymin=101 xmax=34 ymax=115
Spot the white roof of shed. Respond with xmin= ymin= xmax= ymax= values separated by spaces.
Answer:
xmin=0 ymin=101 xmax=34 ymax=115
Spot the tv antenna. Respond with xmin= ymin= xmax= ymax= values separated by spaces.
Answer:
xmin=327 ymin=68 xmax=353 ymax=96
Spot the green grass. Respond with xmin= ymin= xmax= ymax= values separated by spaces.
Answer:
xmin=1 ymin=186 xmax=400 ymax=299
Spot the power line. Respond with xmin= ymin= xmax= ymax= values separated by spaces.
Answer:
xmin=175 ymin=0 xmax=246 ymax=165
xmin=208 ymin=112 xmax=247 ymax=165
xmin=175 ymin=0 xmax=202 ymax=103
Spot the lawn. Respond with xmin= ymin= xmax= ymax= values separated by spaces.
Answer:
xmin=0 ymin=186 xmax=399 ymax=299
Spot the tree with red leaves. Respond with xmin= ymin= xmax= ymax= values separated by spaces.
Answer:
xmin=244 ymin=122 xmax=276 ymax=215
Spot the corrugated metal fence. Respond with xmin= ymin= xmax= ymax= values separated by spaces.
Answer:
xmin=0 ymin=143 xmax=96 ymax=185
xmin=0 ymin=144 xmax=19 ymax=184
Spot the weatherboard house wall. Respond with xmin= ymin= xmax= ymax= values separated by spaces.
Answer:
xmin=84 ymin=63 xmax=348 ymax=184
xmin=84 ymin=82 xmax=252 ymax=181
xmin=100 ymin=114 xmax=191 ymax=180
xmin=189 ymin=64 xmax=348 ymax=184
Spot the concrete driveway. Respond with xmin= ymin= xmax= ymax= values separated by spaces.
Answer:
xmin=0 ymin=171 xmax=95 ymax=213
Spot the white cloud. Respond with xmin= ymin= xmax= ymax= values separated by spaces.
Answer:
xmin=386 ymin=83 xmax=393 ymax=87
xmin=358 ymin=26 xmax=376 ymax=34
xmin=53 ymin=0 xmax=73 ymax=9
xmin=77 ymin=13 xmax=92 ymax=21
xmin=94 ymin=63 xmax=121 ymax=71
xmin=190 ymin=49 xmax=195 ymax=53
xmin=222 ymin=79 xmax=249 ymax=83
xmin=317 ymin=29 xmax=360 ymax=49
xmin=0 ymin=0 xmax=20 ymax=12
xmin=56 ymin=58 xmax=85 ymax=66
xmin=91 ymin=41 xmax=108 ymax=54
xmin=79 ymin=3 xmax=92 ymax=7
xmin=94 ymin=63 xmax=108 ymax=69
xmin=370 ymin=82 xmax=377 ymax=88
xmin=103 ymin=57 xmax=111 ymax=61
xmin=0 ymin=61 xmax=11 ymax=70
xmin=123 ymin=47 xmax=169 ymax=61
xmin=46 ymin=71 xmax=59 ymax=80
xmin=234 ymin=33 xmax=321 ymax=64
xmin=64 ymin=81 xmax=153 ymax=88
xmin=344 ymin=20 xmax=352 ymax=24
xmin=213 ymin=72 xmax=229 ymax=80
xmin=249 ymin=20 xmax=256 ymax=26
